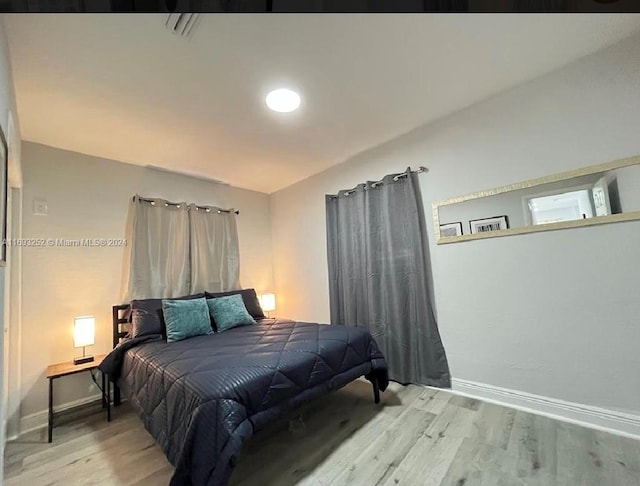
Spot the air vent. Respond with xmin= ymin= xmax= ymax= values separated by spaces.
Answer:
xmin=165 ymin=14 xmax=199 ymax=39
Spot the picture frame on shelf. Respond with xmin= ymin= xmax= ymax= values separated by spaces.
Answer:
xmin=469 ymin=215 xmax=509 ymax=234
xmin=439 ymin=222 xmax=463 ymax=237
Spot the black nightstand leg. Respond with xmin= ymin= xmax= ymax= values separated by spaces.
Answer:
xmin=48 ymin=377 xmax=53 ymax=443
xmin=106 ymin=378 xmax=111 ymax=422
xmin=101 ymin=372 xmax=106 ymax=408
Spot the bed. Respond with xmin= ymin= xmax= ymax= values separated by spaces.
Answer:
xmin=99 ymin=299 xmax=388 ymax=486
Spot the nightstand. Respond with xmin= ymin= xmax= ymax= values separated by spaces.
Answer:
xmin=46 ymin=353 xmax=109 ymax=443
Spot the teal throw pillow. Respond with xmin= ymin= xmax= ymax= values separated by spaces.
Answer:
xmin=207 ymin=294 xmax=256 ymax=332
xmin=162 ymin=297 xmax=212 ymax=343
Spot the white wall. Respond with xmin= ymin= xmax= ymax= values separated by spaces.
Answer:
xmin=0 ymin=15 xmax=22 ymax=473
xmin=18 ymin=142 xmax=274 ymax=421
xmin=270 ymin=34 xmax=640 ymax=418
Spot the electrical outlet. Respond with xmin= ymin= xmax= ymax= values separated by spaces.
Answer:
xmin=33 ymin=199 xmax=48 ymax=216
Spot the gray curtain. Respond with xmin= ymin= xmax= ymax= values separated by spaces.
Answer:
xmin=326 ymin=169 xmax=450 ymax=387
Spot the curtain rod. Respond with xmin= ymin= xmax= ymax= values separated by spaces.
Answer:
xmin=330 ymin=166 xmax=428 ymax=198
xmin=395 ymin=166 xmax=428 ymax=180
xmin=369 ymin=166 xmax=428 ymax=185
xmin=132 ymin=196 xmax=240 ymax=215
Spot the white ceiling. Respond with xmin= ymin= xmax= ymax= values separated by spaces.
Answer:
xmin=5 ymin=14 xmax=640 ymax=194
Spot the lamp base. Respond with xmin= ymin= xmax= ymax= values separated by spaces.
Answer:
xmin=73 ymin=355 xmax=94 ymax=365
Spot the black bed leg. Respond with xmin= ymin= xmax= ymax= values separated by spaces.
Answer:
xmin=371 ymin=376 xmax=380 ymax=404
xmin=114 ymin=384 xmax=121 ymax=406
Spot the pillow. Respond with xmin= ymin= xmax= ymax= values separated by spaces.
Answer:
xmin=129 ymin=293 xmax=206 ymax=338
xmin=207 ymin=294 xmax=256 ymax=332
xmin=162 ymin=297 xmax=213 ymax=343
xmin=205 ymin=288 xmax=265 ymax=319
xmin=130 ymin=307 xmax=161 ymax=339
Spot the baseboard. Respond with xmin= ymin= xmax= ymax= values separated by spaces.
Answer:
xmin=446 ymin=378 xmax=640 ymax=440
xmin=18 ymin=393 xmax=103 ymax=437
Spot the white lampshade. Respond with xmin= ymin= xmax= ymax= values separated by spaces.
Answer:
xmin=260 ymin=293 xmax=276 ymax=312
xmin=74 ymin=316 xmax=95 ymax=348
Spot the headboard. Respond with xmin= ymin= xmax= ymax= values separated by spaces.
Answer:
xmin=112 ymin=304 xmax=131 ymax=348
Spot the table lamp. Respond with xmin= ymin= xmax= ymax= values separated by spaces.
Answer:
xmin=260 ymin=293 xmax=276 ymax=318
xmin=74 ymin=316 xmax=95 ymax=365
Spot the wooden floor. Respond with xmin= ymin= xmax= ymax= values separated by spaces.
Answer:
xmin=5 ymin=380 xmax=640 ymax=485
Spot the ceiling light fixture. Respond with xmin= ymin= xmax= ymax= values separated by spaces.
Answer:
xmin=266 ymin=89 xmax=301 ymax=113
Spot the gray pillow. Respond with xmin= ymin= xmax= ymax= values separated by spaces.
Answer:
xmin=162 ymin=297 xmax=213 ymax=343
xmin=205 ymin=289 xmax=265 ymax=319
xmin=207 ymin=294 xmax=256 ymax=332
xmin=129 ymin=293 xmax=206 ymax=338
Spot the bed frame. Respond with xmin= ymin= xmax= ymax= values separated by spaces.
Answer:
xmin=110 ymin=303 xmax=380 ymax=406
xmin=111 ymin=304 xmax=131 ymax=406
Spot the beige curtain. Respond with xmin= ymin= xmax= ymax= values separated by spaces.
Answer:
xmin=189 ymin=205 xmax=241 ymax=294
xmin=122 ymin=196 xmax=240 ymax=301
xmin=122 ymin=196 xmax=190 ymax=300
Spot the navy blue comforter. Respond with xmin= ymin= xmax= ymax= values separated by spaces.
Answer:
xmin=99 ymin=318 xmax=388 ymax=486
